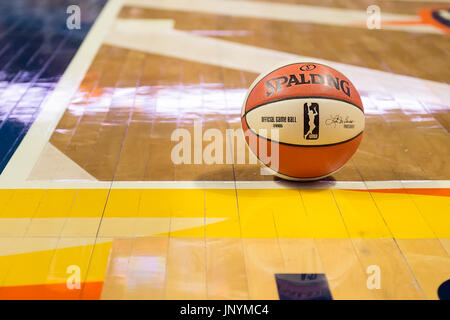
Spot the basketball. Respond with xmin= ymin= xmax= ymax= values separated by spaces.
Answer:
xmin=241 ymin=62 xmax=365 ymax=181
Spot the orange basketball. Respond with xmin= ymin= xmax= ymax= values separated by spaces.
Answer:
xmin=241 ymin=62 xmax=365 ymax=181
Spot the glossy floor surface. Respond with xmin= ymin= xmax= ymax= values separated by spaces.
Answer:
xmin=0 ymin=0 xmax=449 ymax=299
xmin=0 ymin=0 xmax=106 ymax=174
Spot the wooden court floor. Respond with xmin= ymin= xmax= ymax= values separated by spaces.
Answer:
xmin=0 ymin=0 xmax=449 ymax=299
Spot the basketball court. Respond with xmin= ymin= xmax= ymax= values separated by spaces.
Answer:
xmin=0 ymin=0 xmax=449 ymax=300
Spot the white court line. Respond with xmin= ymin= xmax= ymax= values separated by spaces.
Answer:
xmin=125 ymin=0 xmax=445 ymax=34
xmin=104 ymin=28 xmax=450 ymax=107
xmin=0 ymin=0 xmax=124 ymax=185
xmin=381 ymin=0 xmax=450 ymax=3
xmin=0 ymin=180 xmax=448 ymax=190
xmin=126 ymin=0 xmax=415 ymax=25
xmin=114 ymin=18 xmax=175 ymax=32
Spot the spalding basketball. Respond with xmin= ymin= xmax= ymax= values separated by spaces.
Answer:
xmin=241 ymin=62 xmax=364 ymax=181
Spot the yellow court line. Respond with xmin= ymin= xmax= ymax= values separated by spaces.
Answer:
xmin=370 ymin=192 xmax=436 ymax=239
xmin=300 ymin=189 xmax=348 ymax=238
xmin=0 ymin=189 xmax=448 ymax=239
xmin=331 ymin=190 xmax=392 ymax=238
xmin=406 ymin=193 xmax=450 ymax=238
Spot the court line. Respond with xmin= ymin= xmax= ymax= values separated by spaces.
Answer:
xmin=104 ymin=28 xmax=450 ymax=108
xmin=0 ymin=180 xmax=448 ymax=189
xmin=0 ymin=0 xmax=123 ymax=185
xmin=126 ymin=0 xmax=414 ymax=24
xmin=382 ymin=0 xmax=450 ymax=3
xmin=125 ymin=0 xmax=444 ymax=34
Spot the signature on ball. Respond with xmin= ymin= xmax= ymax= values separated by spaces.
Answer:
xmin=325 ymin=115 xmax=355 ymax=128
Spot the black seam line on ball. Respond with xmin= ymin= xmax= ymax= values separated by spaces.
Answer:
xmin=243 ymin=61 xmax=360 ymax=110
xmin=242 ymin=95 xmax=364 ymax=119
xmin=245 ymin=128 xmax=364 ymax=148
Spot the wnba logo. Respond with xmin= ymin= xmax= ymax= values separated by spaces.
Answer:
xmin=304 ymin=102 xmax=319 ymax=140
